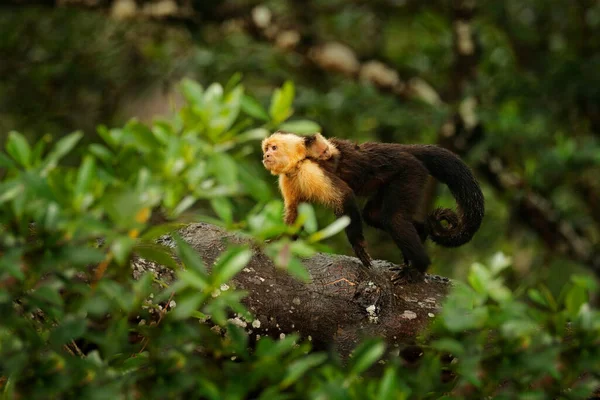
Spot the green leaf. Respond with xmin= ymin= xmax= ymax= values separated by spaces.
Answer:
xmin=41 ymin=132 xmax=83 ymax=175
xmin=527 ymin=288 xmax=548 ymax=308
xmin=140 ymin=223 xmax=185 ymax=241
xmin=120 ymin=353 xmax=150 ymax=373
xmin=152 ymin=120 xmax=175 ymax=144
xmin=32 ymin=286 xmax=64 ymax=308
xmin=226 ymin=324 xmax=249 ymax=357
xmin=378 ymin=366 xmax=407 ymax=400
xmin=88 ymin=144 xmax=114 ymax=165
xmin=224 ymin=73 xmax=243 ymax=93
xmin=212 ymin=246 xmax=252 ymax=285
xmin=203 ymin=83 xmax=224 ymax=107
xmin=278 ymin=120 xmax=322 ymax=134
xmin=174 ymin=234 xmax=206 ymax=274
xmin=0 ymin=151 xmax=16 ymax=168
xmin=170 ymin=292 xmax=205 ymax=320
xmin=218 ymin=85 xmax=244 ymax=134
xmin=97 ymin=125 xmax=121 ymax=149
xmin=44 ymin=202 xmax=60 ymax=230
xmin=50 ymin=316 xmax=87 ymax=347
xmin=239 ymin=166 xmax=272 ymax=203
xmin=0 ymin=180 xmax=24 ymax=205
xmin=211 ymin=197 xmax=233 ymax=224
xmin=235 ymin=128 xmax=270 ymax=143
xmin=99 ymin=281 xmax=135 ymax=312
xmin=443 ymin=306 xmax=488 ymax=332
xmin=0 ymin=249 xmax=25 ymax=281
xmin=290 ymin=241 xmax=316 ymax=258
xmin=178 ymin=269 xmax=209 ymax=291
xmin=286 ymin=258 xmax=310 ymax=282
xmin=75 ymin=155 xmax=96 ymax=197
xmin=6 ymin=131 xmax=31 ymax=167
xmin=198 ymin=379 xmax=222 ymax=400
xmin=308 ymin=216 xmax=350 ymax=242
xmin=269 ymin=81 xmax=295 ymax=124
xmin=133 ymin=272 xmax=154 ymax=299
xmin=280 ymin=353 xmax=327 ymax=388
xmin=127 ymin=120 xmax=161 ymax=152
xmin=210 ymin=152 xmax=238 ymax=188
xmin=47 ymin=131 xmax=83 ymax=163
xmin=180 ymin=78 xmax=204 ymax=106
xmin=134 ymin=243 xmax=180 ymax=270
xmin=60 ymin=246 xmax=105 ymax=266
xmin=31 ymin=137 xmax=48 ymax=165
xmin=172 ymin=195 xmax=197 ymax=217
xmin=565 ymin=284 xmax=587 ymax=316
xmin=241 ymin=95 xmax=270 ymax=121
xmin=467 ymin=262 xmax=491 ymax=295
xmin=204 ymin=290 xmax=248 ymax=326
xmin=431 ymin=338 xmax=465 ymax=356
xmin=537 ymin=284 xmax=558 ymax=311
xmin=570 ymin=274 xmax=598 ymax=292
xmin=297 ymin=203 xmax=317 ymax=233
xmin=103 ymin=191 xmax=146 ymax=227
xmin=349 ymin=339 xmax=385 ymax=375
xmin=111 ymin=236 xmax=136 ymax=266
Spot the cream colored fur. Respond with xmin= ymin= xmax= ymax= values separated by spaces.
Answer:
xmin=262 ymin=132 xmax=343 ymax=224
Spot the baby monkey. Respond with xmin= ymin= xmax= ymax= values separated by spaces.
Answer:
xmin=261 ymin=131 xmax=484 ymax=282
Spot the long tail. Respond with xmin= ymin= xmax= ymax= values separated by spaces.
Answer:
xmin=405 ymin=145 xmax=485 ymax=247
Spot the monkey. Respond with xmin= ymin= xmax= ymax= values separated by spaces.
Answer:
xmin=261 ymin=131 xmax=485 ymax=282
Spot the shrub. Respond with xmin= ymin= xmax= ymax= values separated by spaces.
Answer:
xmin=1 ymin=77 xmax=599 ymax=399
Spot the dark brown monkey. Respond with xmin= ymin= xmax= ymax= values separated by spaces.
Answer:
xmin=262 ymin=131 xmax=485 ymax=282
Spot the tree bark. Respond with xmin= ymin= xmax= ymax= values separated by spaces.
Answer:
xmin=132 ymin=223 xmax=450 ymax=357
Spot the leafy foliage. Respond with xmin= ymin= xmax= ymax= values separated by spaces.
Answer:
xmin=1 ymin=77 xmax=600 ymax=399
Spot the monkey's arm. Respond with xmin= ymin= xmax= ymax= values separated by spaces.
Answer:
xmin=279 ymin=175 xmax=300 ymax=225
xmin=284 ymin=199 xmax=299 ymax=225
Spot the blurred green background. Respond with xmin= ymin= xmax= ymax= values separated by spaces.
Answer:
xmin=2 ymin=0 xmax=599 ymax=293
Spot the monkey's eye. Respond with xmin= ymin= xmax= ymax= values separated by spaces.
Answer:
xmin=272 ymin=145 xmax=278 ymax=151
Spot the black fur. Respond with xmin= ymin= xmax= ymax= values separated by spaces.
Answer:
xmin=325 ymin=171 xmax=372 ymax=268
xmin=315 ymin=138 xmax=485 ymax=276
xmin=397 ymin=144 xmax=485 ymax=247
xmin=339 ymin=194 xmax=372 ymax=268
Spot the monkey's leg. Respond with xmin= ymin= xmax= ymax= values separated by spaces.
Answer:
xmin=363 ymin=192 xmax=385 ymax=229
xmin=412 ymin=220 xmax=429 ymax=243
xmin=385 ymin=216 xmax=431 ymax=283
xmin=364 ymin=194 xmax=428 ymax=243
xmin=380 ymin=171 xmax=430 ymax=283
xmin=336 ymin=194 xmax=372 ymax=268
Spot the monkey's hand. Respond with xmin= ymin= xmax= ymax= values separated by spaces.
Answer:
xmin=389 ymin=265 xmax=425 ymax=284
xmin=352 ymin=243 xmax=372 ymax=269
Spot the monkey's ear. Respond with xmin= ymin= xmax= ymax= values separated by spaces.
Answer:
xmin=305 ymin=133 xmax=331 ymax=160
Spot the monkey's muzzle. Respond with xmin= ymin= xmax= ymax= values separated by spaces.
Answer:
xmin=262 ymin=158 xmax=274 ymax=170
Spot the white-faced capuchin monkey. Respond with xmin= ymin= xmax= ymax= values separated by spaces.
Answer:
xmin=261 ymin=131 xmax=485 ymax=282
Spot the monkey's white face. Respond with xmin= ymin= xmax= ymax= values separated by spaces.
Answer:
xmin=261 ymin=133 xmax=306 ymax=175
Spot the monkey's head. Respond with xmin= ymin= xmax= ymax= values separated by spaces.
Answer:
xmin=304 ymin=133 xmax=338 ymax=160
xmin=262 ymin=131 xmax=337 ymax=175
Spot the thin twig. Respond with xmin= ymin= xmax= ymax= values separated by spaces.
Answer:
xmin=138 ymin=291 xmax=176 ymax=354
xmin=70 ymin=340 xmax=85 ymax=357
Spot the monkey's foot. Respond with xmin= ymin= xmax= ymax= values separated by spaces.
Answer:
xmin=352 ymin=245 xmax=372 ymax=269
xmin=389 ymin=265 xmax=425 ymax=284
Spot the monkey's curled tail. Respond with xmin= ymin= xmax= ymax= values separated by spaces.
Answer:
xmin=407 ymin=145 xmax=485 ymax=247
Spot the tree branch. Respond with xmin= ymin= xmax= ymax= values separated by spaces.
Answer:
xmin=132 ymin=223 xmax=450 ymax=357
